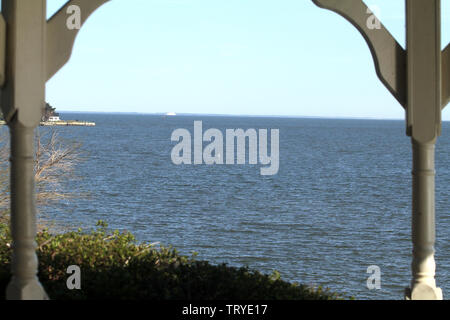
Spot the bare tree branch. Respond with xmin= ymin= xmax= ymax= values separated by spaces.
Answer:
xmin=0 ymin=128 xmax=84 ymax=221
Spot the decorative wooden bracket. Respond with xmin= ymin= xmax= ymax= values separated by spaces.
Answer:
xmin=312 ymin=0 xmax=407 ymax=108
xmin=0 ymin=0 xmax=109 ymax=126
xmin=313 ymin=0 xmax=450 ymax=111
xmin=46 ymin=0 xmax=110 ymax=80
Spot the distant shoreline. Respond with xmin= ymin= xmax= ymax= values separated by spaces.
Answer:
xmin=57 ymin=111 xmax=408 ymax=121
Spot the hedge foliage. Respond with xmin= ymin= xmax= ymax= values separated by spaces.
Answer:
xmin=0 ymin=221 xmax=343 ymax=300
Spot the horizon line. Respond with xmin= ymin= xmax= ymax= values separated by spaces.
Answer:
xmin=57 ymin=110 xmax=409 ymax=121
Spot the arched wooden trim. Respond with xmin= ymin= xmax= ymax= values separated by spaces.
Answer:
xmin=313 ymin=0 xmax=407 ymax=108
xmin=46 ymin=0 xmax=110 ymax=81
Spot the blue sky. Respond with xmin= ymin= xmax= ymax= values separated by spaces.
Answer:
xmin=45 ymin=0 xmax=450 ymax=120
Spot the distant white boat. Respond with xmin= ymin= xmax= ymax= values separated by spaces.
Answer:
xmin=165 ymin=112 xmax=176 ymax=116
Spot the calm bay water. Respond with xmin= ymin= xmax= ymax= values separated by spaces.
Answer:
xmin=37 ymin=113 xmax=450 ymax=300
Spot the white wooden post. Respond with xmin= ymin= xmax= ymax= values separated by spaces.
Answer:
xmin=405 ymin=0 xmax=442 ymax=300
xmin=312 ymin=0 xmax=446 ymax=299
xmin=0 ymin=0 xmax=109 ymax=300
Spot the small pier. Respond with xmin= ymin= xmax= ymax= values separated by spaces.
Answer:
xmin=39 ymin=120 xmax=95 ymax=126
xmin=1 ymin=120 xmax=95 ymax=126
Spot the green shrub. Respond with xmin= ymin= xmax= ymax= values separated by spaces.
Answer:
xmin=0 ymin=221 xmax=344 ymax=300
